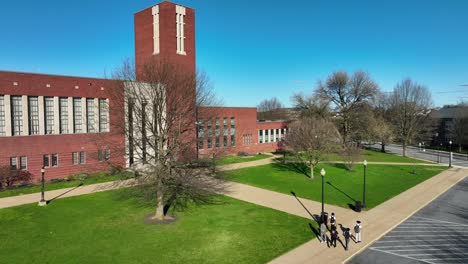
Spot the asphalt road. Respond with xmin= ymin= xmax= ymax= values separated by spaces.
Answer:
xmin=369 ymin=144 xmax=468 ymax=168
xmin=348 ymin=176 xmax=468 ymax=264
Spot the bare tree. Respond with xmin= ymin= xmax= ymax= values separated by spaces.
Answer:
xmin=451 ymin=106 xmax=468 ymax=152
xmin=257 ymin=97 xmax=288 ymax=120
xmin=108 ymin=59 xmax=224 ymax=222
xmin=315 ymin=71 xmax=379 ymax=144
xmin=292 ymin=93 xmax=330 ymax=120
xmin=285 ymin=118 xmax=341 ymax=179
xmin=371 ymin=116 xmax=394 ymax=152
xmin=387 ymin=79 xmax=433 ymax=156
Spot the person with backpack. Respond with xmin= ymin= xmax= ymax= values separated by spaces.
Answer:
xmin=330 ymin=212 xmax=336 ymax=227
xmin=354 ymin=220 xmax=362 ymax=243
xmin=330 ymin=225 xmax=338 ymax=248
xmin=320 ymin=222 xmax=327 ymax=244
xmin=344 ymin=228 xmax=351 ymax=251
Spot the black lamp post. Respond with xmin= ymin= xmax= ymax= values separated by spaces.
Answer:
xmin=362 ymin=160 xmax=367 ymax=209
xmin=449 ymin=140 xmax=453 ymax=167
xmin=38 ymin=167 xmax=47 ymax=206
xmin=320 ymin=168 xmax=326 ymax=223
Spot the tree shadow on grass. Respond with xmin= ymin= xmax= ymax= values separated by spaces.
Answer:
xmin=272 ymin=162 xmax=310 ymax=178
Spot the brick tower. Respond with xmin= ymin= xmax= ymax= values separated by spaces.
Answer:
xmin=134 ymin=1 xmax=196 ymax=80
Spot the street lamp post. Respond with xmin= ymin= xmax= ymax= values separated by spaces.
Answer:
xmin=320 ymin=168 xmax=326 ymax=223
xmin=38 ymin=167 xmax=47 ymax=206
xmin=363 ymin=160 xmax=367 ymax=209
xmin=449 ymin=140 xmax=453 ymax=168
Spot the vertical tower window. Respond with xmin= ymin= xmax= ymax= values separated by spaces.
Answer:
xmin=265 ymin=129 xmax=269 ymax=143
xmin=10 ymin=157 xmax=17 ymax=170
xmin=270 ymin=129 xmax=274 ymax=142
xmin=0 ymin=96 xmax=5 ymax=136
xmin=72 ymin=152 xmax=78 ymax=165
xmin=20 ymin=156 xmax=27 ymax=170
xmin=152 ymin=5 xmax=160 ymax=55
xmin=79 ymin=151 xmax=86 ymax=164
xmin=43 ymin=154 xmax=50 ymax=168
xmin=86 ymin=98 xmax=95 ymax=133
xmin=207 ymin=119 xmax=212 ymax=149
xmin=259 ymin=130 xmax=263 ymax=144
xmin=59 ymin=98 xmax=69 ymax=134
xmin=52 ymin=154 xmax=59 ymax=167
xmin=223 ymin=117 xmax=228 ymax=147
xmin=197 ymin=119 xmax=204 ymax=150
xmin=73 ymin=98 xmax=82 ymax=133
xmin=275 ymin=129 xmax=280 ymax=142
xmin=44 ymin=97 xmax=54 ymax=134
xmin=230 ymin=117 xmax=235 ymax=147
xmin=215 ymin=118 xmax=220 ymax=148
xmin=11 ymin=96 xmax=23 ymax=136
xmin=99 ymin=98 xmax=109 ymax=132
xmin=28 ymin=97 xmax=39 ymax=135
xmin=176 ymin=5 xmax=186 ymax=55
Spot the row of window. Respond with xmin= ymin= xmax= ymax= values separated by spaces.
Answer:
xmin=9 ymin=150 xmax=111 ymax=170
xmin=197 ymin=117 xmax=235 ymax=149
xmin=0 ymin=95 xmax=109 ymax=137
xmin=259 ymin=128 xmax=286 ymax=144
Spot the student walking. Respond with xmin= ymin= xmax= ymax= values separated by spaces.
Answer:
xmin=330 ymin=226 xmax=338 ymax=248
xmin=354 ymin=221 xmax=362 ymax=243
xmin=344 ymin=228 xmax=351 ymax=251
xmin=320 ymin=222 xmax=327 ymax=243
xmin=330 ymin=212 xmax=336 ymax=227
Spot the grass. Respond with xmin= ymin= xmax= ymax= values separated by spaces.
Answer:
xmin=216 ymin=154 xmax=271 ymax=166
xmin=0 ymin=172 xmax=127 ymax=198
xmin=222 ymin=163 xmax=446 ymax=209
xmin=277 ymin=149 xmax=429 ymax=164
xmin=0 ymin=189 xmax=315 ymax=264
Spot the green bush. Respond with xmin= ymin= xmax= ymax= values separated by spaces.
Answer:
xmin=72 ymin=173 xmax=89 ymax=182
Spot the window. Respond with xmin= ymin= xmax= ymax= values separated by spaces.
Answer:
xmin=176 ymin=5 xmax=186 ymax=55
xmin=230 ymin=117 xmax=235 ymax=146
xmin=215 ymin=118 xmax=220 ymax=148
xmin=275 ymin=129 xmax=280 ymax=142
xmin=79 ymin=151 xmax=86 ymax=164
xmin=105 ymin=149 xmax=110 ymax=161
xmin=10 ymin=157 xmax=17 ymax=170
xmin=20 ymin=156 xmax=27 ymax=170
xmin=99 ymin=98 xmax=109 ymax=132
xmin=86 ymin=99 xmax=96 ymax=133
xmin=44 ymin=97 xmax=54 ymax=134
xmin=98 ymin=150 xmax=103 ymax=162
xmin=28 ymin=97 xmax=40 ymax=135
xmin=243 ymin=134 xmax=252 ymax=145
xmin=259 ymin=130 xmax=263 ymax=144
xmin=265 ymin=129 xmax=269 ymax=143
xmin=72 ymin=152 xmax=78 ymax=165
xmin=270 ymin=129 xmax=274 ymax=142
xmin=11 ymin=96 xmax=23 ymax=136
xmin=0 ymin=96 xmax=5 ymax=136
xmin=197 ymin=119 xmax=204 ymax=150
xmin=59 ymin=98 xmax=69 ymax=134
xmin=223 ymin=117 xmax=228 ymax=147
xmin=52 ymin=154 xmax=58 ymax=167
xmin=43 ymin=155 xmax=50 ymax=168
xmin=73 ymin=98 xmax=83 ymax=133
xmin=207 ymin=119 xmax=212 ymax=149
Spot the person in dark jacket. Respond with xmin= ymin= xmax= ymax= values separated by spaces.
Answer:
xmin=344 ymin=228 xmax=351 ymax=251
xmin=330 ymin=225 xmax=338 ymax=248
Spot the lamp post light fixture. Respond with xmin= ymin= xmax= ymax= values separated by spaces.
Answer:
xmin=363 ymin=160 xmax=367 ymax=209
xmin=38 ymin=167 xmax=47 ymax=206
xmin=320 ymin=168 xmax=326 ymax=223
xmin=449 ymin=140 xmax=453 ymax=168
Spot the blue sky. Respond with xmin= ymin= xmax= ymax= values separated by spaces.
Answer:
xmin=1 ymin=0 xmax=467 ymax=107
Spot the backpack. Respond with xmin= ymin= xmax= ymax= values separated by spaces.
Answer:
xmin=354 ymin=224 xmax=361 ymax=233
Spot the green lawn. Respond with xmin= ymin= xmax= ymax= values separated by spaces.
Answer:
xmin=0 ymin=189 xmax=314 ymax=264
xmin=223 ymin=163 xmax=446 ymax=209
xmin=0 ymin=172 xmax=128 ymax=198
xmin=277 ymin=149 xmax=429 ymax=164
xmin=216 ymin=154 xmax=271 ymax=166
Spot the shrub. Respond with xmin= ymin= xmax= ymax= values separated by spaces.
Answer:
xmin=72 ymin=173 xmax=89 ymax=182
xmin=110 ymin=166 xmax=124 ymax=176
xmin=50 ymin=178 xmax=64 ymax=184
xmin=237 ymin=152 xmax=250 ymax=157
xmin=0 ymin=166 xmax=33 ymax=190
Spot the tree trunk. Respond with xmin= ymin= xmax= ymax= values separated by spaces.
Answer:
xmin=459 ymin=144 xmax=462 ymax=153
xmin=381 ymin=143 xmax=386 ymax=153
xmin=153 ymin=180 xmax=165 ymax=220
xmin=310 ymin=163 xmax=314 ymax=180
xmin=402 ymin=142 xmax=407 ymax=157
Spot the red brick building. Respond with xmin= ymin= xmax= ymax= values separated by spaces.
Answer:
xmin=0 ymin=1 xmax=288 ymax=181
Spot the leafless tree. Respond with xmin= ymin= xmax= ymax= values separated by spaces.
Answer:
xmin=292 ymin=93 xmax=330 ymax=120
xmin=387 ymin=79 xmax=433 ymax=156
xmin=451 ymin=106 xmax=468 ymax=152
xmin=341 ymin=144 xmax=362 ymax=171
xmin=315 ymin=71 xmax=379 ymax=144
xmin=107 ymin=59 xmax=224 ymax=222
xmin=371 ymin=116 xmax=394 ymax=152
xmin=285 ymin=118 xmax=341 ymax=179
xmin=257 ymin=97 xmax=288 ymax=120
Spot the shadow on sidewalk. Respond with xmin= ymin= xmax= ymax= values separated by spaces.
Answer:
xmin=47 ymin=183 xmax=83 ymax=204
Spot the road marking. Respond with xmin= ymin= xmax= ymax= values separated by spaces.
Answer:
xmin=390 ymin=230 xmax=468 ymax=233
xmin=376 ymin=239 xmax=464 ymax=243
xmin=396 ymin=225 xmax=467 ymax=228
xmin=369 ymin=247 xmax=436 ymax=264
xmin=382 ymin=248 xmax=468 ymax=252
xmin=407 ymin=253 xmax=468 ymax=256
xmin=412 ymin=216 xmax=468 ymax=227
xmin=385 ymin=235 xmax=468 ymax=238
xmin=421 ymin=257 xmax=468 ymax=261
xmin=374 ymin=244 xmax=467 ymax=249
xmin=399 ymin=223 xmax=467 ymax=226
